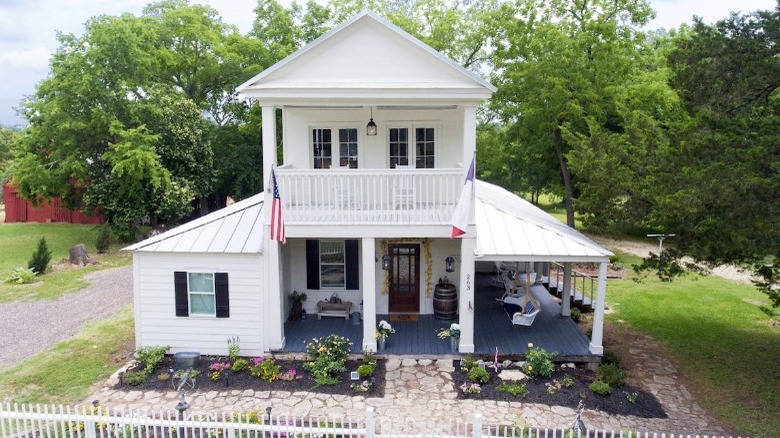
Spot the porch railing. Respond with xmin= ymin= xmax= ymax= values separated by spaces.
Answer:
xmin=0 ymin=404 xmax=749 ymax=438
xmin=275 ymin=167 xmax=463 ymax=225
xmin=548 ymin=263 xmax=596 ymax=309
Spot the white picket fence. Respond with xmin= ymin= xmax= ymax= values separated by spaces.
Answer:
xmin=0 ymin=404 xmax=746 ymax=438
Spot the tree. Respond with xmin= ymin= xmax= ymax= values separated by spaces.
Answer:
xmin=490 ymin=0 xmax=656 ymax=228
xmin=28 ymin=237 xmax=52 ymax=276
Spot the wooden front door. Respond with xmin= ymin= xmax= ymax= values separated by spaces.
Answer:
xmin=388 ymin=243 xmax=420 ymax=313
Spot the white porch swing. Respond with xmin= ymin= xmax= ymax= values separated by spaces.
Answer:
xmin=501 ymin=262 xmax=541 ymax=326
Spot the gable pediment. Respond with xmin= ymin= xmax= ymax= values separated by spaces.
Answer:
xmin=238 ymin=11 xmax=494 ymax=101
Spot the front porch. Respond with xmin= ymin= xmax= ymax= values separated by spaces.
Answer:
xmin=280 ymin=273 xmax=593 ymax=359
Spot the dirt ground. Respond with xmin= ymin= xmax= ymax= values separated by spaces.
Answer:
xmin=589 ymin=235 xmax=754 ymax=284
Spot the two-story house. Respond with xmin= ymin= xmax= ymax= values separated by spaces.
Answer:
xmin=126 ymin=11 xmax=613 ymax=359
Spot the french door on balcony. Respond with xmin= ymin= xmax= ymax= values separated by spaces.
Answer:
xmin=388 ymin=243 xmax=420 ymax=313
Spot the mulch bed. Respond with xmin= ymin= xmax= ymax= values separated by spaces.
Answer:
xmin=117 ymin=356 xmax=386 ymax=397
xmin=451 ymin=363 xmax=667 ymax=419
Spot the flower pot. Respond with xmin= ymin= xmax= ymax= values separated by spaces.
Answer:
xmin=450 ymin=336 xmax=458 ymax=353
xmin=378 ymin=336 xmax=386 ymax=351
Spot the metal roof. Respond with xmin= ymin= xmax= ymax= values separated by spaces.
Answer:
xmin=124 ymin=193 xmax=264 ymax=254
xmin=474 ymin=180 xmax=612 ymax=262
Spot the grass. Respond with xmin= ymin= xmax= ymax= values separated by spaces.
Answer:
xmin=0 ymin=305 xmax=135 ymax=404
xmin=606 ymin=253 xmax=780 ymax=436
xmin=0 ymin=223 xmax=131 ymax=302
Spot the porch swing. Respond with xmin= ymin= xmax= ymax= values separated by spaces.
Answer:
xmin=502 ymin=262 xmax=541 ymax=326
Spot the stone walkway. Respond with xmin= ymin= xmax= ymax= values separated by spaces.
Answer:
xmin=90 ymin=356 xmax=728 ymax=436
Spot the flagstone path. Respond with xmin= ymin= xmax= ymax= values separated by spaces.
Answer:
xmin=89 ymin=355 xmax=728 ymax=436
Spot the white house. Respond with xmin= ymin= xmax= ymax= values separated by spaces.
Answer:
xmin=126 ymin=10 xmax=612 ymax=358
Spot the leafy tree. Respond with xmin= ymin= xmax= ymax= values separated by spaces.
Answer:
xmin=490 ymin=0 xmax=656 ymax=228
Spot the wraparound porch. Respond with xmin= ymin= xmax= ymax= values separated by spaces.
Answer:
xmin=279 ymin=273 xmax=593 ymax=359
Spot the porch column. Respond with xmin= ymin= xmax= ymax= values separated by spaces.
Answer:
xmin=533 ymin=262 xmax=544 ymax=284
xmin=262 ymin=104 xmax=284 ymax=350
xmin=561 ymin=262 xmax=572 ymax=317
xmin=589 ymin=262 xmax=608 ymax=355
xmin=361 ymin=238 xmax=378 ymax=352
xmin=462 ymin=105 xmax=477 ymax=164
xmin=458 ymin=235 xmax=476 ymax=353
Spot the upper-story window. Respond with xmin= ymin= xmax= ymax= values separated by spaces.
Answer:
xmin=389 ymin=128 xmax=409 ymax=168
xmin=313 ymin=128 xmax=358 ymax=169
xmin=415 ymin=127 xmax=435 ymax=168
xmin=389 ymin=126 xmax=435 ymax=168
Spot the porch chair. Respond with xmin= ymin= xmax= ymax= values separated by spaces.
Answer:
xmin=489 ymin=261 xmax=510 ymax=288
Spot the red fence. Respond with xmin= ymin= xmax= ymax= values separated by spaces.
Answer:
xmin=2 ymin=180 xmax=105 ymax=224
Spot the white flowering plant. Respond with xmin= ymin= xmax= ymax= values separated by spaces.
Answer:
xmin=376 ymin=320 xmax=395 ymax=339
xmin=437 ymin=322 xmax=461 ymax=339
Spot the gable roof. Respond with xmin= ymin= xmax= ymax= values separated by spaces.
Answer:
xmin=124 ymin=193 xmax=264 ymax=254
xmin=237 ymin=10 xmax=495 ymax=101
xmin=474 ymin=180 xmax=613 ymax=262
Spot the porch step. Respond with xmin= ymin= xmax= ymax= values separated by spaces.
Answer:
xmin=547 ymin=279 xmax=593 ymax=309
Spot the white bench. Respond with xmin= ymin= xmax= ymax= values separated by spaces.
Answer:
xmin=317 ymin=301 xmax=352 ymax=319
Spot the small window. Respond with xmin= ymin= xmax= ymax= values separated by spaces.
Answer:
xmin=188 ymin=273 xmax=215 ymax=315
xmin=320 ymin=240 xmax=345 ymax=288
xmin=389 ymin=128 xmax=409 ymax=168
xmin=313 ymin=128 xmax=332 ymax=169
xmin=338 ymin=128 xmax=358 ymax=168
xmin=415 ymin=128 xmax=434 ymax=168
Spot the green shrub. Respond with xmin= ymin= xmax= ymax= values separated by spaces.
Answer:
xmin=95 ymin=224 xmax=111 ymax=253
xmin=589 ymin=380 xmax=611 ymax=396
xmin=461 ymin=354 xmax=476 ymax=372
xmin=232 ymin=358 xmax=249 ymax=373
xmin=123 ymin=370 xmax=147 ymax=386
xmin=250 ymin=357 xmax=282 ymax=382
xmin=602 ymin=350 xmax=622 ymax=367
xmin=228 ymin=336 xmax=240 ymax=361
xmin=523 ymin=344 xmax=556 ymax=378
xmin=28 ymin=237 xmax=52 ymax=275
xmin=497 ymin=382 xmax=528 ymax=397
xmin=303 ymin=334 xmax=351 ymax=386
xmin=570 ymin=308 xmax=582 ymax=322
xmin=468 ymin=366 xmax=490 ymax=383
xmin=597 ymin=363 xmax=626 ymax=387
xmin=357 ymin=364 xmax=375 ymax=378
xmin=362 ymin=349 xmax=377 ymax=365
xmin=136 ymin=346 xmax=169 ymax=375
xmin=561 ymin=374 xmax=575 ymax=388
xmin=7 ymin=267 xmax=37 ymax=284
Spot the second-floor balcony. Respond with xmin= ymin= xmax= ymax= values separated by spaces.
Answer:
xmin=275 ymin=167 xmax=463 ymax=225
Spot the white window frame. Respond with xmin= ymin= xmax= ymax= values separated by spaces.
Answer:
xmin=386 ymin=124 xmax=437 ymax=169
xmin=188 ymin=272 xmax=216 ymax=316
xmin=319 ymin=240 xmax=346 ymax=289
xmin=311 ymin=126 xmax=360 ymax=169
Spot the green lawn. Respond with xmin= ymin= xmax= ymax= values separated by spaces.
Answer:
xmin=0 ymin=305 xmax=134 ymax=404
xmin=606 ymin=253 xmax=780 ymax=436
xmin=0 ymin=223 xmax=131 ymax=302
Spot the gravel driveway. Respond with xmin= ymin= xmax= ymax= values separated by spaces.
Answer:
xmin=0 ymin=265 xmax=133 ymax=370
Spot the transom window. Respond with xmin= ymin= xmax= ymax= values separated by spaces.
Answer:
xmin=188 ymin=272 xmax=215 ymax=315
xmin=320 ymin=240 xmax=345 ymax=288
xmin=313 ymin=128 xmax=358 ymax=169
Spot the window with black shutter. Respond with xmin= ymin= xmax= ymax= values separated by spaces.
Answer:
xmin=174 ymin=271 xmax=229 ymax=318
xmin=306 ymin=239 xmax=359 ymax=290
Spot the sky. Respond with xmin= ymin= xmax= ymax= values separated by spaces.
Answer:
xmin=0 ymin=0 xmax=777 ymax=127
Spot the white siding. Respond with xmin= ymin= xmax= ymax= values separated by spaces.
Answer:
xmin=134 ymin=252 xmax=270 ymax=356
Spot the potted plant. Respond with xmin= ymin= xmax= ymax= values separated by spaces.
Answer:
xmin=288 ymin=290 xmax=307 ymax=320
xmin=375 ymin=320 xmax=395 ymax=351
xmin=437 ymin=323 xmax=461 ymax=352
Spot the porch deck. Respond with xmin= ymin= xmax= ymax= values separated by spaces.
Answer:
xmin=280 ymin=273 xmax=593 ymax=358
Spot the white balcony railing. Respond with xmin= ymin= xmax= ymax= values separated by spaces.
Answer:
xmin=275 ymin=168 xmax=463 ymax=225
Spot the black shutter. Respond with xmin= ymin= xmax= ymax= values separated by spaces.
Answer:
xmin=215 ymin=273 xmax=230 ymax=318
xmin=345 ymin=240 xmax=359 ymax=290
xmin=174 ymin=271 xmax=189 ymax=317
xmin=306 ymin=239 xmax=320 ymax=290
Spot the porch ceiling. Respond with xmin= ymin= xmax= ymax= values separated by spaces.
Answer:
xmin=474 ymin=180 xmax=612 ymax=263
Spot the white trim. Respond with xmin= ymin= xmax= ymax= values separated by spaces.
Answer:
xmin=236 ymin=10 xmax=495 ymax=95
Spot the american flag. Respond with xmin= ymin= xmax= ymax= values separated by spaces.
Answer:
xmin=270 ymin=168 xmax=286 ymax=244
xmin=450 ymin=156 xmax=475 ymax=238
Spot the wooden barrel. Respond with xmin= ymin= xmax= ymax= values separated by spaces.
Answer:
xmin=433 ymin=283 xmax=457 ymax=320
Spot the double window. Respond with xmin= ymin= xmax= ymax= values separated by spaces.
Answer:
xmin=174 ymin=271 xmax=229 ymax=317
xmin=313 ymin=128 xmax=358 ymax=169
xmin=388 ymin=127 xmax=435 ymax=168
